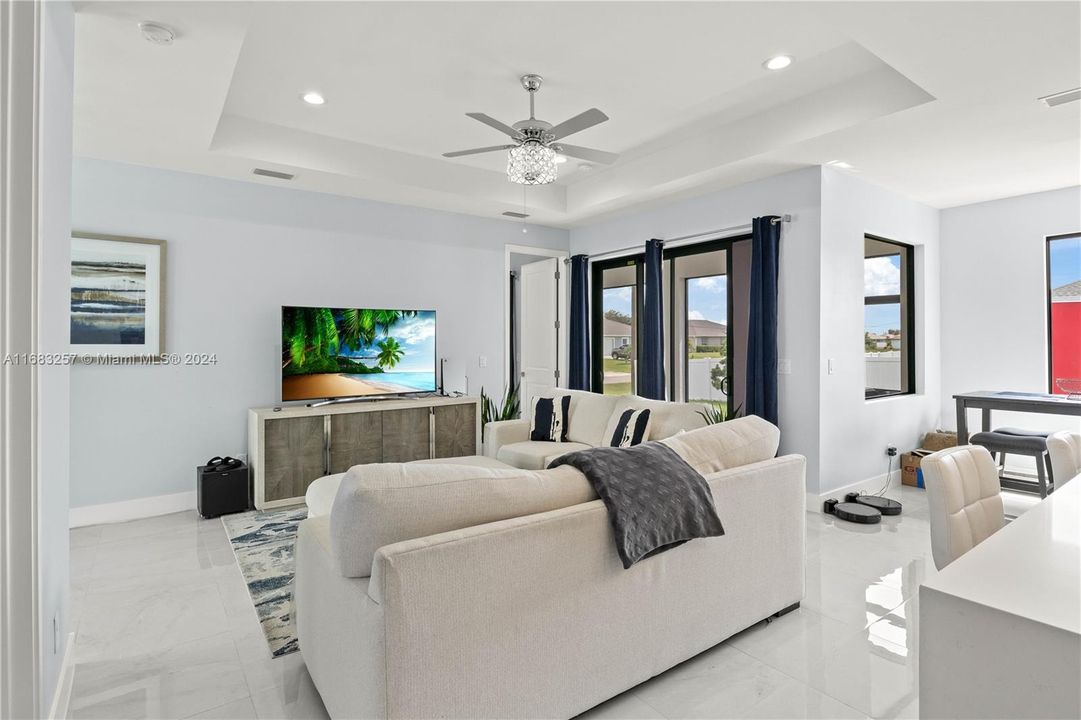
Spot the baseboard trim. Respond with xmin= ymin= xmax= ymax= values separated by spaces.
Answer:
xmin=815 ymin=468 xmax=904 ymax=503
xmin=69 ymin=491 xmax=196 ymax=528
xmin=47 ymin=631 xmax=75 ymax=719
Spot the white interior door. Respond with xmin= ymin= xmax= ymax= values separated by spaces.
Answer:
xmin=519 ymin=257 xmax=560 ymax=405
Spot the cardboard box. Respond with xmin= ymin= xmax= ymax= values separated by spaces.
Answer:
xmin=901 ymin=449 xmax=933 ymax=488
xmin=922 ymin=430 xmax=958 ymax=452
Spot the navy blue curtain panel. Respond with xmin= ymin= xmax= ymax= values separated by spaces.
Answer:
xmin=746 ymin=216 xmax=781 ymax=425
xmin=568 ymin=254 xmax=591 ymax=391
xmin=640 ymin=239 xmax=666 ymax=399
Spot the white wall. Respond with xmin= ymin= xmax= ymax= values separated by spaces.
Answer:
xmin=819 ymin=168 xmax=941 ymax=496
xmin=939 ymin=186 xmax=1081 ymax=457
xmin=70 ymin=159 xmax=567 ymax=509
xmin=570 ymin=167 xmax=825 ymax=492
xmin=39 ymin=0 xmax=75 ymax=706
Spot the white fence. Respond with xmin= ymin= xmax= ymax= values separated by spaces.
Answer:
xmin=688 ymin=357 xmax=727 ymax=402
xmin=866 ymin=351 xmax=902 ymax=391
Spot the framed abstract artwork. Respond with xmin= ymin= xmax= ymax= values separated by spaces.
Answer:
xmin=69 ymin=232 xmax=166 ymax=359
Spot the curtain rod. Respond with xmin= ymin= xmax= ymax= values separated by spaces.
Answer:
xmin=564 ymin=214 xmax=791 ymax=263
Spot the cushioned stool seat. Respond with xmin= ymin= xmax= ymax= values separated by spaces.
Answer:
xmin=970 ymin=431 xmax=1050 ymax=453
xmin=969 ymin=428 xmax=1052 ymax=497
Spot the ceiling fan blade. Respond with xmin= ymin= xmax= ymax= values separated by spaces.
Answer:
xmin=547 ymin=108 xmax=609 ymax=141
xmin=552 ymin=143 xmax=619 ymax=165
xmin=465 ymin=113 xmax=523 ymax=139
xmin=442 ymin=144 xmax=516 ymax=158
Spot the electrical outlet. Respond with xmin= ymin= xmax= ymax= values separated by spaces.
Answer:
xmin=478 ymin=355 xmax=487 ymax=368
xmin=886 ymin=446 xmax=898 ymax=457
xmin=778 ymin=359 xmax=792 ymax=375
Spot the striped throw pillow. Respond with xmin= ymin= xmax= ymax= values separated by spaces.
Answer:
xmin=607 ymin=408 xmax=652 ymax=447
xmin=529 ymin=395 xmax=571 ymax=442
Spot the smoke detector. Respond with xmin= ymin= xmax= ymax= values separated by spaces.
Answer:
xmin=138 ymin=22 xmax=176 ymax=46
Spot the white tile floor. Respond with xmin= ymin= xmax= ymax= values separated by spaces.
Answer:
xmin=69 ymin=485 xmax=939 ymax=720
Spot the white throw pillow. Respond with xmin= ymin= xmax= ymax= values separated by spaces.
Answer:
xmin=604 ymin=407 xmax=652 ymax=447
xmin=529 ymin=395 xmax=570 ymax=442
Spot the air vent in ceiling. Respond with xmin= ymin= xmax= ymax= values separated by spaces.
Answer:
xmin=1039 ymin=87 xmax=1081 ymax=107
xmin=502 ymin=211 xmax=529 ymax=219
xmin=252 ymin=168 xmax=295 ymax=180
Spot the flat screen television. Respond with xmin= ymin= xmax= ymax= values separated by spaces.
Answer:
xmin=281 ymin=306 xmax=436 ymax=402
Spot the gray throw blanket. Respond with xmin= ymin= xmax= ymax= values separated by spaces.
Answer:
xmin=548 ymin=442 xmax=724 ymax=569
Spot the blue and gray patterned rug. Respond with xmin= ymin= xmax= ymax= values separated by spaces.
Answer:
xmin=222 ymin=506 xmax=308 ymax=658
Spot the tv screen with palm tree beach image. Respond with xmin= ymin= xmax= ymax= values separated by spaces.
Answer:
xmin=281 ymin=306 xmax=436 ymax=401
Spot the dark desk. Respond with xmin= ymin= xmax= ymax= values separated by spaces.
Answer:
xmin=954 ymin=391 xmax=1081 ymax=444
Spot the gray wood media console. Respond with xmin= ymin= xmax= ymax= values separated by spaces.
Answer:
xmin=248 ymin=395 xmax=481 ymax=509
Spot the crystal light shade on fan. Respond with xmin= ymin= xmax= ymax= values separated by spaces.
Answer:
xmin=507 ymin=142 xmax=557 ymax=185
xmin=443 ymin=74 xmax=619 ymax=185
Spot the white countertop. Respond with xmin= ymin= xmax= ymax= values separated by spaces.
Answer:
xmin=922 ymin=477 xmax=1081 ymax=634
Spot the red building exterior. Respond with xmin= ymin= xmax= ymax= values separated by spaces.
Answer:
xmin=1051 ymin=281 xmax=1081 ymax=393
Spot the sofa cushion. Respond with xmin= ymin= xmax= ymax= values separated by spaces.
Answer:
xmin=497 ymin=440 xmax=592 ymax=470
xmin=308 ymin=456 xmax=515 ymax=518
xmin=660 ymin=415 xmax=780 ymax=475
xmin=329 ymin=462 xmax=594 ymax=577
xmin=562 ymin=390 xmax=619 ymax=447
xmin=615 ymin=395 xmax=708 ymax=440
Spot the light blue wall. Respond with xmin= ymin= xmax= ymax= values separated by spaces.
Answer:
xmin=70 ymin=159 xmax=568 ymax=508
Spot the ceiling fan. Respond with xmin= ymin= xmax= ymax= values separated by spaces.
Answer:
xmin=442 ymin=74 xmax=619 ymax=184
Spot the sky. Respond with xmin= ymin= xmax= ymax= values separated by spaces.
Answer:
xmin=864 ymin=255 xmax=902 ymax=334
xmin=603 ymin=275 xmax=728 ymax=325
xmin=1050 ymin=235 xmax=1081 ymax=290
xmin=340 ymin=311 xmax=436 ymax=372
xmin=687 ymin=275 xmax=727 ymax=323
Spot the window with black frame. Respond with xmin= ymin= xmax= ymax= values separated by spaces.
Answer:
xmin=864 ymin=235 xmax=914 ymax=399
xmin=1047 ymin=232 xmax=1081 ymax=395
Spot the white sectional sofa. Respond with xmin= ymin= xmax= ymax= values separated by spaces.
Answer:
xmin=485 ymin=389 xmax=709 ymax=469
xmin=295 ymin=415 xmax=805 ymax=719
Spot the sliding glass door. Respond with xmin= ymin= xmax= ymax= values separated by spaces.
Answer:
xmin=665 ymin=236 xmax=752 ymax=412
xmin=592 ymin=257 xmax=643 ymax=395
xmin=588 ymin=236 xmax=752 ymax=406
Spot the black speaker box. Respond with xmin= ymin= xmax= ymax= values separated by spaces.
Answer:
xmin=197 ymin=463 xmax=250 ymax=518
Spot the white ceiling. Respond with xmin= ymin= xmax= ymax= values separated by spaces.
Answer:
xmin=73 ymin=1 xmax=1081 ymax=227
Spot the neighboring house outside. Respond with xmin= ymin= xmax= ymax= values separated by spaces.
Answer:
xmin=1051 ymin=280 xmax=1081 ymax=392
xmin=867 ymin=332 xmax=903 ymax=351
xmin=603 ymin=317 xmax=632 ymax=356
xmin=688 ymin=318 xmax=727 ymax=349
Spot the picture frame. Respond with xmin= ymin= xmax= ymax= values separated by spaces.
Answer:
xmin=69 ymin=232 xmax=166 ymax=360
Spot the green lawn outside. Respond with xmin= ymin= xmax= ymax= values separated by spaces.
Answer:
xmin=688 ymin=352 xmax=725 ymax=360
xmin=604 ymin=382 xmax=633 ymax=396
xmin=603 ymin=357 xmax=632 ymax=373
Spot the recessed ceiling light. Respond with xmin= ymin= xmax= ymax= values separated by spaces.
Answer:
xmin=301 ymin=91 xmax=326 ymax=106
xmin=763 ymin=55 xmax=793 ymax=71
xmin=578 ymin=162 xmax=594 ymax=172
xmin=138 ymin=21 xmax=175 ymax=46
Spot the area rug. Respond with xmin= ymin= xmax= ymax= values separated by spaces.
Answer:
xmin=222 ymin=505 xmax=308 ymax=658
